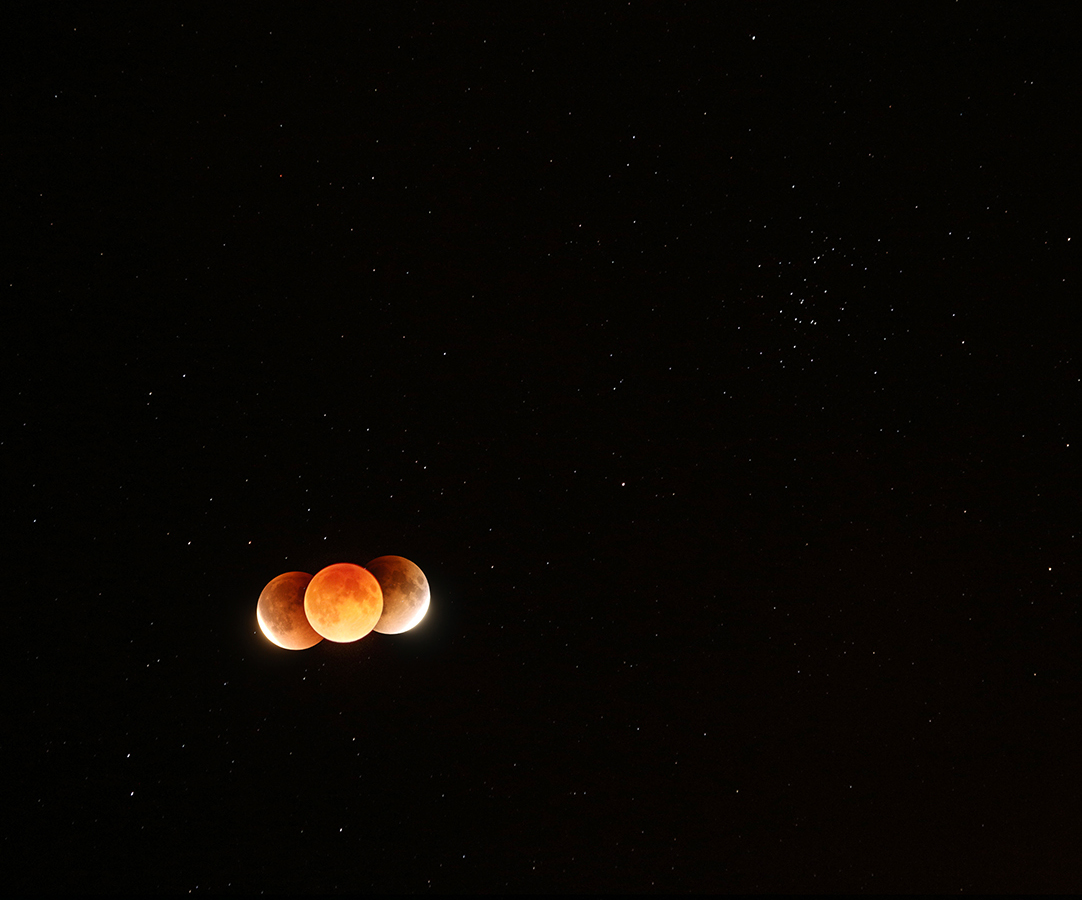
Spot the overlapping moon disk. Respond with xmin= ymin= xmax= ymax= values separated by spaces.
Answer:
xmin=303 ymin=562 xmax=383 ymax=643
xmin=367 ymin=555 xmax=431 ymax=634
xmin=256 ymin=571 xmax=323 ymax=650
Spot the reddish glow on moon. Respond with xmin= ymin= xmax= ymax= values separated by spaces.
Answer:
xmin=367 ymin=555 xmax=431 ymax=634
xmin=256 ymin=571 xmax=322 ymax=650
xmin=303 ymin=563 xmax=383 ymax=642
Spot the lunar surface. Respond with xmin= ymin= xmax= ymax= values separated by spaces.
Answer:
xmin=367 ymin=555 xmax=431 ymax=634
xmin=256 ymin=571 xmax=322 ymax=650
xmin=303 ymin=562 xmax=383 ymax=642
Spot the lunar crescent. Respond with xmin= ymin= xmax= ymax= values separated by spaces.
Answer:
xmin=303 ymin=563 xmax=383 ymax=643
xmin=256 ymin=571 xmax=322 ymax=650
xmin=367 ymin=555 xmax=431 ymax=634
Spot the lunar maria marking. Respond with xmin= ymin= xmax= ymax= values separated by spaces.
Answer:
xmin=367 ymin=555 xmax=431 ymax=634
xmin=303 ymin=562 xmax=383 ymax=642
xmin=256 ymin=571 xmax=322 ymax=650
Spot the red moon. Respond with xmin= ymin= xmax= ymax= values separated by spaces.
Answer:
xmin=367 ymin=555 xmax=431 ymax=634
xmin=303 ymin=563 xmax=383 ymax=642
xmin=256 ymin=571 xmax=322 ymax=650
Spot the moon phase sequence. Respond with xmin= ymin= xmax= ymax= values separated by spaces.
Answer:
xmin=256 ymin=556 xmax=430 ymax=650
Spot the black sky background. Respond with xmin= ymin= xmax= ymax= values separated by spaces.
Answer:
xmin=6 ymin=3 xmax=1081 ymax=892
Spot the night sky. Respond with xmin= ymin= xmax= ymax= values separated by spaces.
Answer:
xmin=8 ymin=4 xmax=1080 ymax=892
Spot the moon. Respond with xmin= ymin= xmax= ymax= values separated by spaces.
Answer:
xmin=256 ymin=571 xmax=323 ymax=650
xmin=303 ymin=563 xmax=383 ymax=642
xmin=367 ymin=555 xmax=431 ymax=634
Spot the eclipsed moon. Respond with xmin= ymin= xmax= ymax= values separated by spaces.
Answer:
xmin=303 ymin=563 xmax=383 ymax=642
xmin=367 ymin=555 xmax=431 ymax=634
xmin=256 ymin=571 xmax=323 ymax=650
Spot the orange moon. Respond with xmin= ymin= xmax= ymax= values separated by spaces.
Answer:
xmin=367 ymin=555 xmax=431 ymax=634
xmin=256 ymin=571 xmax=323 ymax=650
xmin=303 ymin=563 xmax=383 ymax=642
